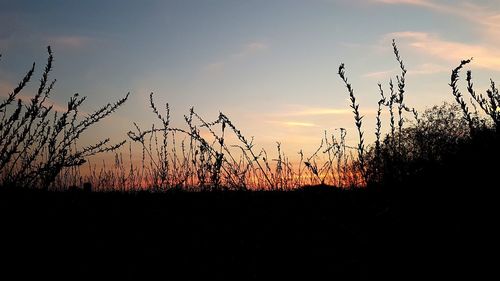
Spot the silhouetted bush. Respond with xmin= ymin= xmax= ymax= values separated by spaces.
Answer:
xmin=366 ymin=102 xmax=474 ymax=188
xmin=340 ymin=41 xmax=498 ymax=192
xmin=0 ymin=47 xmax=128 ymax=189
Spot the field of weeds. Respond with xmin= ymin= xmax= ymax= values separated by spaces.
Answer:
xmin=0 ymin=42 xmax=498 ymax=279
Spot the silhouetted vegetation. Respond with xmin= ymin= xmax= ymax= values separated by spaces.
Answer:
xmin=0 ymin=47 xmax=128 ymax=190
xmin=337 ymin=40 xmax=498 ymax=194
xmin=1 ymin=42 xmax=498 ymax=192
xmin=1 ymin=42 xmax=497 ymax=279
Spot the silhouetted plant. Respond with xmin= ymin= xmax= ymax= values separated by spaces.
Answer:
xmin=368 ymin=102 xmax=471 ymax=186
xmin=338 ymin=63 xmax=366 ymax=185
xmin=465 ymin=66 xmax=500 ymax=131
xmin=128 ymin=93 xmax=265 ymax=190
xmin=364 ymin=53 xmax=498 ymax=188
xmin=4 ymin=40 xmax=498 ymax=192
xmin=449 ymin=58 xmax=475 ymax=132
xmin=0 ymin=47 xmax=128 ymax=189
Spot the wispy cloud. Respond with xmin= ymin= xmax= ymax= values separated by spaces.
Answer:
xmin=272 ymin=106 xmax=353 ymax=117
xmin=372 ymin=0 xmax=477 ymax=15
xmin=262 ymin=105 xmax=365 ymax=130
xmin=293 ymin=108 xmax=352 ymax=116
xmin=357 ymin=1 xmax=500 ymax=79
xmin=40 ymin=99 xmax=69 ymax=113
xmin=385 ymin=31 xmax=500 ymax=69
xmin=363 ymin=69 xmax=396 ymax=79
xmin=231 ymin=42 xmax=268 ymax=59
xmin=0 ymin=79 xmax=74 ymax=113
xmin=273 ymin=105 xmax=377 ymax=117
xmin=0 ymin=80 xmax=14 ymax=98
xmin=203 ymin=41 xmax=269 ymax=73
xmin=46 ymin=36 xmax=93 ymax=49
xmin=284 ymin=121 xmax=317 ymax=127
xmin=0 ymin=93 xmax=69 ymax=113
xmin=372 ymin=0 xmax=500 ymax=44
xmin=364 ymin=63 xmax=448 ymax=78
xmin=266 ymin=120 xmax=318 ymax=128
xmin=373 ymin=0 xmax=440 ymax=9
xmin=408 ymin=63 xmax=449 ymax=75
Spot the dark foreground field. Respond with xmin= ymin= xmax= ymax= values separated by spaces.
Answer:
xmin=0 ymin=185 xmax=495 ymax=280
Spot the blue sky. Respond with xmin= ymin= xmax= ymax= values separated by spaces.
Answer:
xmin=1 ymin=0 xmax=499 ymax=156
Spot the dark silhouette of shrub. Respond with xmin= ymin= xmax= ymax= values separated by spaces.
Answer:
xmin=366 ymin=102 xmax=473 ymax=188
xmin=0 ymin=47 xmax=128 ymax=190
xmin=339 ymin=40 xmax=498 ymax=194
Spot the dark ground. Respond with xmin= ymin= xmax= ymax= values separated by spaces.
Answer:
xmin=0 ymin=184 xmax=496 ymax=280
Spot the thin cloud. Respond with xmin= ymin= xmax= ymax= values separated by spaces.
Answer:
xmin=203 ymin=41 xmax=269 ymax=73
xmin=363 ymin=69 xmax=396 ymax=79
xmin=0 ymin=79 xmax=79 ymax=113
xmin=364 ymin=63 xmax=448 ymax=78
xmin=293 ymin=108 xmax=353 ymax=116
xmin=47 ymin=36 xmax=93 ymax=49
xmin=372 ymin=0 xmax=471 ymax=14
xmin=385 ymin=31 xmax=500 ymax=69
xmin=0 ymin=92 xmax=69 ymax=113
xmin=273 ymin=105 xmax=377 ymax=117
xmin=372 ymin=0 xmax=500 ymax=44
xmin=283 ymin=121 xmax=318 ymax=128
xmin=231 ymin=42 xmax=268 ymax=58
xmin=0 ymin=80 xmax=14 ymax=98
xmin=373 ymin=0 xmax=440 ymax=9
xmin=267 ymin=120 xmax=319 ymax=128
xmin=408 ymin=63 xmax=448 ymax=75
xmin=272 ymin=106 xmax=353 ymax=117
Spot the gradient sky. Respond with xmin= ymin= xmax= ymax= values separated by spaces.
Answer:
xmin=1 ymin=0 xmax=499 ymax=158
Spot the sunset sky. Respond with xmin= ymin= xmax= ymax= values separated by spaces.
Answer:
xmin=1 ymin=0 xmax=499 ymax=158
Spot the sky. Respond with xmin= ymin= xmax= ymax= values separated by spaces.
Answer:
xmin=1 ymin=0 xmax=500 ymax=159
